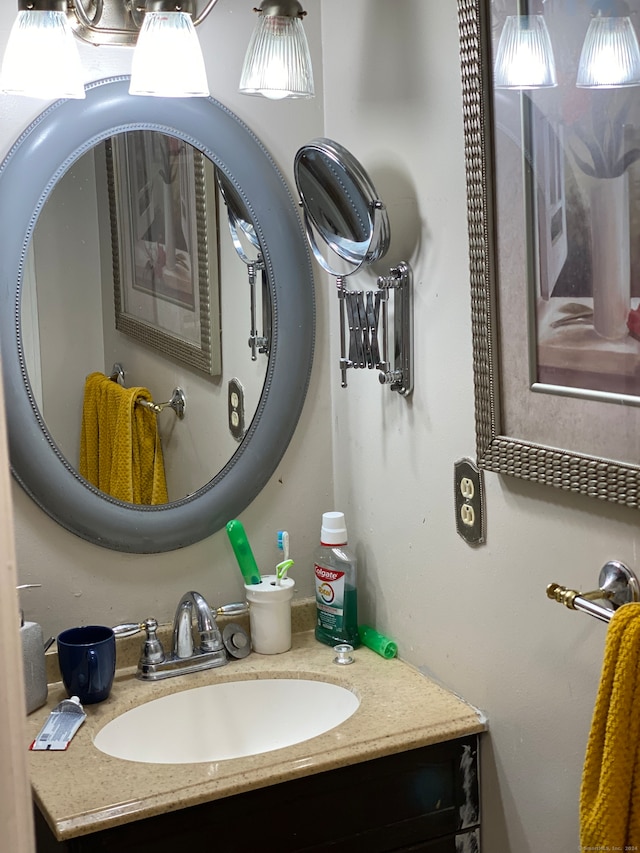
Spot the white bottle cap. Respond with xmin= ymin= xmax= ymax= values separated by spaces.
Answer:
xmin=320 ymin=511 xmax=348 ymax=545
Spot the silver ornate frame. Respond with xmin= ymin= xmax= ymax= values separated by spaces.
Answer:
xmin=106 ymin=133 xmax=221 ymax=377
xmin=458 ymin=0 xmax=640 ymax=508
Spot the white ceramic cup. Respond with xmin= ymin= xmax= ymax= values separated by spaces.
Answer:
xmin=244 ymin=575 xmax=295 ymax=654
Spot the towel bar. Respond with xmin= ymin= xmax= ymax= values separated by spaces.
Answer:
xmin=109 ymin=363 xmax=186 ymax=420
xmin=547 ymin=560 xmax=640 ymax=624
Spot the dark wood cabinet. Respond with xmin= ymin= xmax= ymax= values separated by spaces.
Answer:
xmin=35 ymin=735 xmax=480 ymax=853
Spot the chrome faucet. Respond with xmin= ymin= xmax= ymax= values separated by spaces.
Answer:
xmin=172 ymin=590 xmax=224 ymax=659
xmin=134 ymin=590 xmax=248 ymax=681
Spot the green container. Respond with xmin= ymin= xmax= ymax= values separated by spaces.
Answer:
xmin=358 ymin=625 xmax=398 ymax=659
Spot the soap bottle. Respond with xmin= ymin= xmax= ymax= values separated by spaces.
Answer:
xmin=18 ymin=584 xmax=48 ymax=714
xmin=314 ymin=512 xmax=360 ymax=648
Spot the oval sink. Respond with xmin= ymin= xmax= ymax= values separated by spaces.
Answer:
xmin=93 ymin=678 xmax=359 ymax=764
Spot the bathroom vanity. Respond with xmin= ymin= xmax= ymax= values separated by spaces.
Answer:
xmin=28 ymin=610 xmax=485 ymax=853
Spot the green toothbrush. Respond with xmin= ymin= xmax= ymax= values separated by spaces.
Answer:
xmin=226 ymin=519 xmax=261 ymax=585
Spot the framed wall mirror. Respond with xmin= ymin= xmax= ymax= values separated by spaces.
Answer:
xmin=458 ymin=0 xmax=640 ymax=508
xmin=2 ymin=76 xmax=315 ymax=552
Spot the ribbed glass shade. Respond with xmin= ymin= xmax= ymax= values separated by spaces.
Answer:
xmin=239 ymin=14 xmax=314 ymax=99
xmin=0 ymin=10 xmax=85 ymax=99
xmin=129 ymin=12 xmax=210 ymax=97
xmin=576 ymin=16 xmax=640 ymax=88
xmin=493 ymin=15 xmax=557 ymax=89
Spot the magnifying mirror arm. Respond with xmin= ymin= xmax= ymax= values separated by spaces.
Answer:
xmin=247 ymin=259 xmax=269 ymax=361
xmin=377 ymin=262 xmax=413 ymax=397
xmin=337 ymin=277 xmax=349 ymax=387
xmin=225 ymin=216 xmax=270 ymax=361
xmin=335 ymin=263 xmax=413 ymax=396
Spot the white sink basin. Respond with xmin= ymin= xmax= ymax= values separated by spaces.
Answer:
xmin=93 ymin=678 xmax=359 ymax=764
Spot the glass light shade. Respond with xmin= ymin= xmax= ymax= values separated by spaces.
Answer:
xmin=493 ymin=15 xmax=557 ymax=89
xmin=576 ymin=16 xmax=640 ymax=88
xmin=129 ymin=11 xmax=210 ymax=97
xmin=0 ymin=10 xmax=85 ymax=100
xmin=239 ymin=14 xmax=314 ymax=99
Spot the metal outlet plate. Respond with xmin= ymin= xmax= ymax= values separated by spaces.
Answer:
xmin=228 ymin=378 xmax=245 ymax=441
xmin=454 ymin=458 xmax=485 ymax=546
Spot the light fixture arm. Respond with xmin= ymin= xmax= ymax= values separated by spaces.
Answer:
xmin=67 ymin=0 xmax=223 ymax=46
xmin=71 ymin=0 xmax=105 ymax=29
xmin=254 ymin=0 xmax=306 ymax=19
xmin=191 ymin=0 xmax=222 ymax=26
xmin=18 ymin=1 xmax=67 ymax=9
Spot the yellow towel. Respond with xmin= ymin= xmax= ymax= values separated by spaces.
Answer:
xmin=79 ymin=372 xmax=169 ymax=505
xmin=580 ymin=602 xmax=640 ymax=849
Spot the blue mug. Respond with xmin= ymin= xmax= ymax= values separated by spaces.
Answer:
xmin=57 ymin=625 xmax=116 ymax=705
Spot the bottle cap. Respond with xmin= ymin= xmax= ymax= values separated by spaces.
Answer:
xmin=321 ymin=511 xmax=347 ymax=545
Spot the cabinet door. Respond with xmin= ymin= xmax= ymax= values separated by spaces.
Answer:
xmin=36 ymin=736 xmax=480 ymax=853
xmin=395 ymin=827 xmax=480 ymax=852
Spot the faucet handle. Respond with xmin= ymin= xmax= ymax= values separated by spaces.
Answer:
xmin=217 ymin=602 xmax=249 ymax=618
xmin=112 ymin=622 xmax=145 ymax=638
xmin=200 ymin=602 xmax=249 ymax=653
xmin=140 ymin=617 xmax=165 ymax=665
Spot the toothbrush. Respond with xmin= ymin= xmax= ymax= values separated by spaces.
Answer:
xmin=226 ymin=519 xmax=261 ymax=585
xmin=276 ymin=531 xmax=291 ymax=585
xmin=277 ymin=530 xmax=290 ymax=561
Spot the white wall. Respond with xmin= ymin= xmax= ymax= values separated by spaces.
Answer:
xmin=4 ymin=1 xmax=638 ymax=850
xmin=8 ymin=2 xmax=332 ymax=641
xmin=320 ymin=1 xmax=640 ymax=850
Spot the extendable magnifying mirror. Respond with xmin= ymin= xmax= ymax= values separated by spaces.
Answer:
xmin=294 ymin=137 xmax=413 ymax=395
xmin=217 ymin=171 xmax=272 ymax=361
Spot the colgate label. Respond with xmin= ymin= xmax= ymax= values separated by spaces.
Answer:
xmin=315 ymin=566 xmax=342 ymax=583
xmin=315 ymin=564 xmax=345 ymax=631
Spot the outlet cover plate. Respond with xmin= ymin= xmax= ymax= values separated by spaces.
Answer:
xmin=454 ymin=457 xmax=486 ymax=546
xmin=228 ymin=378 xmax=245 ymax=441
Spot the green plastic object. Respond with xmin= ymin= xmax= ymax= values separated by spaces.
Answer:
xmin=225 ymin=519 xmax=261 ymax=585
xmin=358 ymin=625 xmax=398 ymax=659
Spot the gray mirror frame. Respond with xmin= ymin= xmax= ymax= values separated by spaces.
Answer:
xmin=458 ymin=0 xmax=640 ymax=509
xmin=1 ymin=77 xmax=315 ymax=552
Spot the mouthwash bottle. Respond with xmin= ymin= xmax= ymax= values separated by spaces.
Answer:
xmin=314 ymin=511 xmax=360 ymax=648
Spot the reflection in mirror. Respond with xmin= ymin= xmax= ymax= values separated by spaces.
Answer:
xmin=217 ymin=171 xmax=272 ymax=361
xmin=21 ymin=132 xmax=269 ymax=505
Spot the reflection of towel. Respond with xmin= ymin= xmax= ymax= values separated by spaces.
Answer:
xmin=79 ymin=372 xmax=168 ymax=505
xmin=580 ymin=603 xmax=640 ymax=849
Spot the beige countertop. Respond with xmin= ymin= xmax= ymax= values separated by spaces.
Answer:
xmin=28 ymin=602 xmax=486 ymax=842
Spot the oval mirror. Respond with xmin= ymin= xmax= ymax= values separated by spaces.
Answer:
xmin=22 ymin=133 xmax=269 ymax=501
xmin=293 ymin=137 xmax=390 ymax=277
xmin=1 ymin=77 xmax=315 ymax=553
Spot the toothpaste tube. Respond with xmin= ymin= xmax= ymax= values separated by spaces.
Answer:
xmin=30 ymin=696 xmax=86 ymax=751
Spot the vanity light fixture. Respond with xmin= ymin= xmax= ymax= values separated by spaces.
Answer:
xmin=493 ymin=15 xmax=557 ymax=89
xmin=128 ymin=1 xmax=209 ymax=97
xmin=239 ymin=0 xmax=314 ymax=99
xmin=0 ymin=1 xmax=86 ymax=99
xmin=576 ymin=15 xmax=640 ymax=88
xmin=0 ymin=0 xmax=220 ymax=99
xmin=1 ymin=0 xmax=314 ymax=101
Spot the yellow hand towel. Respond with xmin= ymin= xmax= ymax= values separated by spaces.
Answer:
xmin=580 ymin=602 xmax=640 ymax=849
xmin=79 ymin=372 xmax=169 ymax=506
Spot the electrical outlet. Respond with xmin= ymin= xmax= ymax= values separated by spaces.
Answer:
xmin=228 ymin=378 xmax=245 ymax=441
xmin=454 ymin=458 xmax=485 ymax=546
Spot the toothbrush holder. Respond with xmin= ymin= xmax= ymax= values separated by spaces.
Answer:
xmin=244 ymin=575 xmax=295 ymax=654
